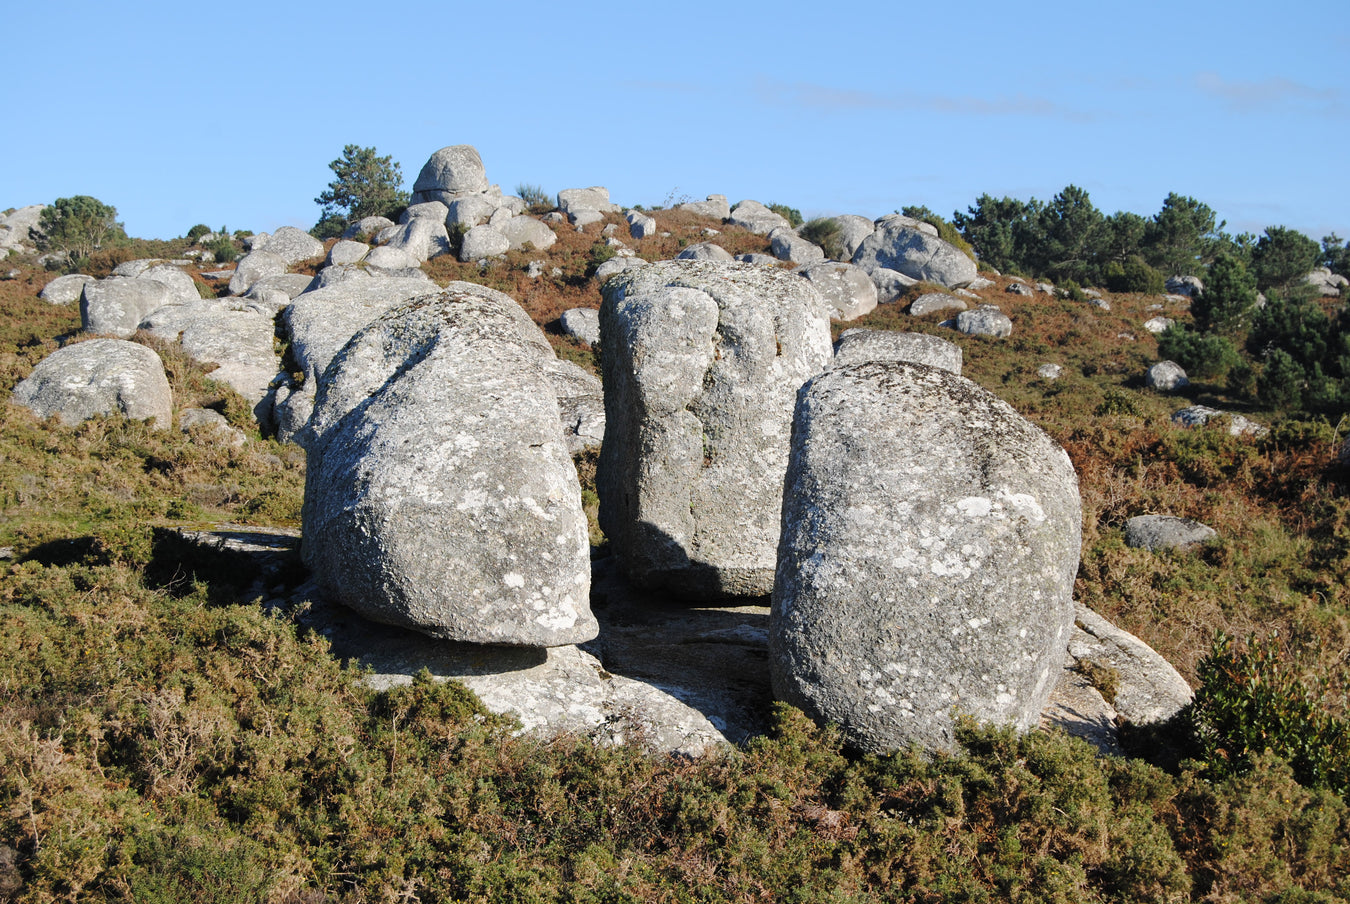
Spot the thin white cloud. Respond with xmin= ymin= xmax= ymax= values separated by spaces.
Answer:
xmin=1195 ymin=71 xmax=1344 ymax=116
xmin=751 ymin=77 xmax=1094 ymax=122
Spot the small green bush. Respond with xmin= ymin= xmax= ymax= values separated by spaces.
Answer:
xmin=1104 ymin=255 xmax=1166 ymax=294
xmin=1157 ymin=324 xmax=1242 ymax=382
xmin=204 ymin=236 xmax=237 ymax=264
xmin=1058 ymin=279 xmax=1088 ymax=302
xmin=767 ymin=202 xmax=803 ymax=228
xmin=185 ymin=224 xmax=212 ymax=243
xmin=1187 ymin=633 xmax=1350 ymax=795
xmin=797 ymin=217 xmax=844 ymax=260
xmin=515 ymin=183 xmax=552 ymax=211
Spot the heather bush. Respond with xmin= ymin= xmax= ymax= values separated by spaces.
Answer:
xmin=767 ymin=202 xmax=803 ymax=228
xmin=797 ymin=217 xmax=844 ymax=260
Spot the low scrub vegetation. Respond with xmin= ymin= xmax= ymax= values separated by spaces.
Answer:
xmin=1 ymin=197 xmax=1348 ymax=901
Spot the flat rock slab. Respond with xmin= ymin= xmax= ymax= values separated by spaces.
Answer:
xmin=171 ymin=529 xmax=1183 ymax=758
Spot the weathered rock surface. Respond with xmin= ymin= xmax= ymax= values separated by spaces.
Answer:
xmin=261 ymin=226 xmax=324 ymax=266
xmin=459 ymin=224 xmax=511 ymax=261
xmin=400 ymin=201 xmax=450 ymax=224
xmin=1037 ymin=363 xmax=1063 ymax=380
xmin=852 ymin=214 xmax=978 ymax=288
xmin=675 ymin=242 xmax=733 ymax=262
xmin=80 ymin=277 xmax=173 ymax=337
xmin=771 ymin=361 xmax=1082 ymax=753
xmin=595 ymin=257 xmax=648 ymax=282
xmin=1144 ymin=316 xmax=1174 ymax=334
xmin=908 ymin=292 xmax=967 ymax=318
xmin=829 ymin=215 xmax=876 ymax=260
xmin=557 ymin=187 xmax=619 ymax=215
xmin=12 ymin=339 xmax=172 ymax=428
xmin=956 ymin=305 xmax=1013 ymax=338
xmin=865 ymin=265 xmax=919 ymax=303
xmin=560 ymin=307 xmax=601 ymax=347
xmin=39 ymin=273 xmax=95 ymax=305
xmin=1306 ymin=267 xmax=1348 ymax=297
xmin=412 ymin=145 xmax=489 ymax=200
xmin=284 ymin=278 xmax=441 ymax=389
xmin=0 ymin=205 xmax=44 ymax=252
xmin=727 ymin=200 xmax=790 ymax=235
xmin=831 ymin=328 xmax=962 ymax=375
xmin=302 ymin=286 xmax=596 ymax=645
xmin=544 ymin=358 xmax=606 ymax=453
xmin=343 ymin=216 xmax=395 ymax=240
xmin=228 ymin=250 xmax=287 ymax=296
xmin=598 ymin=260 xmax=833 ymax=599
xmin=626 ymin=210 xmax=658 ymax=239
xmin=379 ymin=217 xmax=451 ymax=262
xmin=1146 ymin=360 xmax=1189 ymax=391
xmin=768 ymin=227 xmax=824 ymax=266
xmin=678 ymin=195 xmax=731 ymax=220
xmin=1043 ymin=604 xmax=1193 ymax=754
xmin=1125 ymin=515 xmax=1217 ymax=551
xmin=797 ymin=262 xmax=878 ymax=321
xmin=498 ymin=215 xmax=557 ymax=252
xmin=138 ymin=300 xmax=280 ymax=404
xmin=1171 ymin=405 xmax=1266 ymax=436
xmin=325 ymin=240 xmax=369 ymax=269
xmin=183 ymin=526 xmax=1182 ymax=758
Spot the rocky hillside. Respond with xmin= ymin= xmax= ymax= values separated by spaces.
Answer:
xmin=0 ymin=145 xmax=1347 ymax=902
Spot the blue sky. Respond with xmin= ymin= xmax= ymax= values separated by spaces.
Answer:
xmin=5 ymin=1 xmax=1346 ymax=245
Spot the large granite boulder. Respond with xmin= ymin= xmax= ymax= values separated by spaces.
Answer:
xmin=557 ymin=187 xmax=619 ymax=215
xmin=956 ymin=305 xmax=1013 ymax=338
xmin=0 ymin=205 xmax=44 ymax=252
xmin=261 ymin=226 xmax=324 ymax=266
xmin=796 ymin=261 xmax=877 ymax=321
xmin=12 ymin=339 xmax=172 ymax=428
xmin=831 ymin=328 xmax=961 ymax=375
xmin=139 ymin=264 xmax=201 ymax=306
xmin=498 ymin=215 xmax=557 ymax=252
xmin=138 ymin=300 xmax=280 ymax=404
xmin=411 ymin=145 xmax=489 ymax=203
xmin=771 ymin=361 xmax=1082 ymax=753
xmin=831 ymin=215 xmax=877 ymax=260
xmin=343 ymin=216 xmax=395 ymax=240
xmin=678 ymin=195 xmax=731 ymax=220
xmin=459 ymin=224 xmax=511 ymax=261
xmin=597 ymin=260 xmax=833 ymax=599
xmin=852 ymin=214 xmax=978 ymax=288
xmin=302 ymin=286 xmax=596 ymax=646
xmin=378 ymin=217 xmax=451 ymax=262
xmin=728 ymin=200 xmax=790 ymax=235
xmin=675 ymin=242 xmax=733 ymax=262
xmin=768 ymin=227 xmax=825 ymax=266
xmin=39 ymin=274 xmax=95 ymax=305
xmin=908 ymin=292 xmax=967 ymax=318
xmin=80 ymin=277 xmax=173 ymax=337
xmin=228 ymin=250 xmax=287 ymax=296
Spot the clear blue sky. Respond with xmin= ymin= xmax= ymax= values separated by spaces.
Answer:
xmin=5 ymin=1 xmax=1346 ymax=245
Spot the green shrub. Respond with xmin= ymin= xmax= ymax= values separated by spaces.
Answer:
xmin=1157 ymin=324 xmax=1242 ymax=382
xmin=1187 ymin=633 xmax=1350 ymax=795
xmin=767 ymin=202 xmax=803 ymax=228
xmin=1193 ymin=253 xmax=1258 ymax=336
xmin=185 ymin=224 xmax=212 ymax=243
xmin=204 ymin=236 xmax=237 ymax=264
xmin=1058 ymin=279 xmax=1088 ymax=302
xmin=797 ymin=217 xmax=844 ymax=260
xmin=1104 ymin=255 xmax=1166 ymax=294
xmin=515 ymin=183 xmax=552 ymax=211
